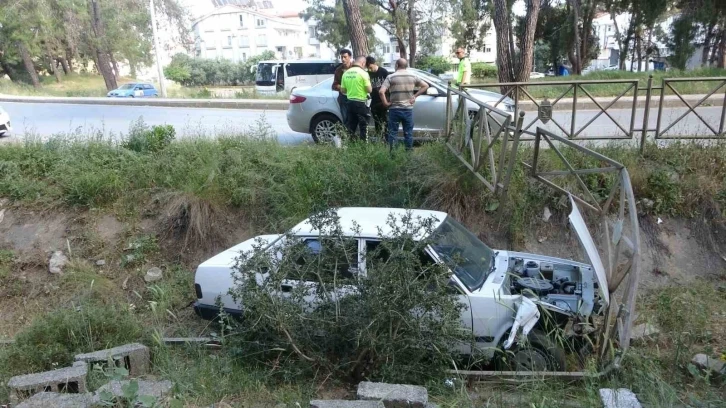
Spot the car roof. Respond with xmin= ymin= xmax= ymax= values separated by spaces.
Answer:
xmin=290 ymin=207 xmax=448 ymax=238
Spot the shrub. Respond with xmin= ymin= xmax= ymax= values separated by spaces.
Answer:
xmin=472 ymin=63 xmax=497 ymax=78
xmin=229 ymin=210 xmax=468 ymax=383
xmin=164 ymin=51 xmax=276 ymax=87
xmin=122 ymin=122 xmax=176 ymax=154
xmin=416 ymin=55 xmax=453 ymax=75
xmin=0 ymin=303 xmax=144 ymax=376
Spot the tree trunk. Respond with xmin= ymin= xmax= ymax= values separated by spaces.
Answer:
xmin=636 ymin=27 xmax=643 ymax=71
xmin=718 ymin=29 xmax=726 ymax=69
xmin=17 ymin=42 xmax=40 ymax=88
xmin=701 ymin=19 xmax=717 ymax=66
xmin=515 ymin=0 xmax=542 ymax=82
xmin=645 ymin=27 xmax=653 ymax=72
xmin=59 ymin=57 xmax=71 ymax=75
xmin=109 ymin=53 xmax=120 ymax=80
xmin=408 ymin=0 xmax=416 ymax=67
xmin=89 ymin=0 xmax=118 ymax=90
xmin=493 ymin=0 xmax=514 ymax=88
xmin=341 ymin=0 xmax=369 ymax=57
xmin=579 ymin=1 xmax=595 ymax=72
xmin=571 ymin=0 xmax=581 ymax=75
xmin=45 ymin=43 xmax=62 ymax=83
xmin=508 ymin=19 xmax=516 ymax=73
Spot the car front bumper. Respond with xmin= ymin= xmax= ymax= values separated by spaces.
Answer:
xmin=0 ymin=117 xmax=11 ymax=135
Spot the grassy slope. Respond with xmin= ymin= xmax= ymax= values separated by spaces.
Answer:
xmin=472 ymin=67 xmax=726 ymax=99
xmin=0 ymin=136 xmax=724 ymax=406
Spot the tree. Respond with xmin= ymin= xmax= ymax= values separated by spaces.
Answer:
xmin=301 ymin=0 xmax=379 ymax=53
xmin=492 ymin=0 xmax=541 ymax=85
xmin=450 ymin=0 xmax=492 ymax=53
xmin=342 ymin=0 xmax=370 ymax=56
xmin=665 ymin=14 xmax=697 ymax=69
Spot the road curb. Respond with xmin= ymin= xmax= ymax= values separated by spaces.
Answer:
xmin=1 ymin=93 xmax=722 ymax=112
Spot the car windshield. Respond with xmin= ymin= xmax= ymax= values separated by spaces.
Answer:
xmin=409 ymin=68 xmax=447 ymax=87
xmin=431 ymin=216 xmax=494 ymax=291
xmin=256 ymin=63 xmax=277 ymax=86
xmin=119 ymin=84 xmax=134 ymax=90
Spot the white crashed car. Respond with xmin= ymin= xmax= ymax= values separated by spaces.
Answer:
xmin=0 ymin=106 xmax=11 ymax=137
xmin=194 ymin=202 xmax=608 ymax=370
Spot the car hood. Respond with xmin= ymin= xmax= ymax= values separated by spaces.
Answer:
xmin=568 ymin=195 xmax=609 ymax=303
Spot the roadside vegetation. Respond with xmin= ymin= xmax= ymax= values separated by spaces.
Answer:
xmin=0 ymin=123 xmax=724 ymax=406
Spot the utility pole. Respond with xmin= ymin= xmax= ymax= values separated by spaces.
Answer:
xmin=150 ymin=0 xmax=167 ymax=97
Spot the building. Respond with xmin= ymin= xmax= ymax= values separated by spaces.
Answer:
xmin=192 ymin=2 xmax=336 ymax=62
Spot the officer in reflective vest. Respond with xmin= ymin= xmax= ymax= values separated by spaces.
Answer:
xmin=454 ymin=47 xmax=471 ymax=87
xmin=341 ymin=56 xmax=372 ymax=141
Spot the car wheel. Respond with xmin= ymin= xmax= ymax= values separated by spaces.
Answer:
xmin=311 ymin=114 xmax=342 ymax=144
xmin=497 ymin=330 xmax=566 ymax=372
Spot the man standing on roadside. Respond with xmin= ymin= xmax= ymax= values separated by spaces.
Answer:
xmin=379 ymin=58 xmax=428 ymax=150
xmin=332 ymin=49 xmax=353 ymax=125
xmin=341 ymin=56 xmax=372 ymax=141
xmin=365 ymin=56 xmax=389 ymax=137
xmin=454 ymin=47 xmax=471 ymax=87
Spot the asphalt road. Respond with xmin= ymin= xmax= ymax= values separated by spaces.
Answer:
xmin=0 ymin=102 xmax=723 ymax=144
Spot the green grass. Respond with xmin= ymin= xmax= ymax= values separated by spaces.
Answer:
xmin=0 ymin=74 xmax=287 ymax=99
xmin=471 ymin=67 xmax=726 ymax=99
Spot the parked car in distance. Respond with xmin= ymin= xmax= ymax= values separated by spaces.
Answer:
xmin=107 ymin=83 xmax=158 ymax=98
xmin=286 ymin=68 xmax=515 ymax=143
xmin=0 ymin=106 xmax=11 ymax=137
xmin=194 ymin=203 xmax=608 ymax=371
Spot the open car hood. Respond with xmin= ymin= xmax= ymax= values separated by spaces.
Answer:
xmin=568 ymin=196 xmax=610 ymax=304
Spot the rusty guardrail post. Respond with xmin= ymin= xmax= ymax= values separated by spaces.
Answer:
xmin=639 ymin=75 xmax=653 ymax=155
xmin=497 ymin=111 xmax=525 ymax=219
xmin=445 ymin=81 xmax=452 ymax=141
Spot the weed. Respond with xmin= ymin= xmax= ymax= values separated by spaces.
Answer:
xmin=122 ymin=121 xmax=176 ymax=154
xmin=0 ymin=250 xmax=13 ymax=280
xmin=121 ymin=235 xmax=159 ymax=267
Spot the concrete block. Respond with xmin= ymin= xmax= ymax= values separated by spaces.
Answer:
xmin=692 ymin=354 xmax=726 ymax=376
xmin=14 ymin=392 xmax=97 ymax=408
xmin=599 ymin=388 xmax=642 ymax=408
xmin=310 ymin=401 xmax=384 ymax=408
xmin=356 ymin=382 xmax=428 ymax=408
xmin=7 ymin=364 xmax=87 ymax=404
xmin=74 ymin=343 xmax=150 ymax=376
xmin=95 ymin=379 xmax=173 ymax=399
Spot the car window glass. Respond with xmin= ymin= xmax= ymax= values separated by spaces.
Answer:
xmin=297 ymin=238 xmax=358 ymax=282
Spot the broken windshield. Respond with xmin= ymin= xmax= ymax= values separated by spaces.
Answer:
xmin=431 ymin=217 xmax=494 ymax=291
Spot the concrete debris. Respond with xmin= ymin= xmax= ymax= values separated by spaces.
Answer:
xmin=542 ymin=206 xmax=552 ymax=222
xmin=691 ymin=354 xmax=726 ymax=376
xmin=0 ymin=208 xmax=5 ymax=225
xmin=144 ymin=267 xmax=163 ymax=283
xmin=95 ymin=259 xmax=106 ymax=266
xmin=13 ymin=392 xmax=97 ymax=408
xmin=75 ymin=343 xmax=150 ymax=376
xmin=630 ymin=323 xmax=660 ymax=343
xmin=357 ymin=382 xmax=428 ymax=408
xmin=641 ymin=198 xmax=654 ymax=210
xmin=310 ymin=402 xmax=384 ymax=408
xmin=7 ymin=364 xmax=88 ymax=405
xmin=95 ymin=379 xmax=173 ymax=399
xmin=599 ymin=388 xmax=642 ymax=408
xmin=48 ymin=251 xmax=68 ymax=275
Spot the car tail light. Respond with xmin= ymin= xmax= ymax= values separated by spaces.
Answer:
xmin=290 ymin=95 xmax=307 ymax=104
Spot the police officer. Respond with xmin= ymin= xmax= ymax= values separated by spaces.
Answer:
xmin=341 ymin=56 xmax=372 ymax=141
xmin=454 ymin=47 xmax=471 ymax=87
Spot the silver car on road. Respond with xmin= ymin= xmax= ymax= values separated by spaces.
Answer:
xmin=286 ymin=68 xmax=515 ymax=143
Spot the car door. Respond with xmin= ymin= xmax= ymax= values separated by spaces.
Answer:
xmin=143 ymin=84 xmax=155 ymax=97
xmin=361 ymin=240 xmax=474 ymax=354
xmin=412 ymin=84 xmax=448 ymax=135
xmin=281 ymin=237 xmax=361 ymax=310
xmin=133 ymin=86 xmax=144 ymax=97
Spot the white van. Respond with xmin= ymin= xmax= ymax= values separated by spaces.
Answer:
xmin=255 ymin=59 xmax=337 ymax=94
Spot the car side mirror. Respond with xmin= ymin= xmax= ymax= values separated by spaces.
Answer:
xmin=426 ymin=87 xmax=439 ymax=96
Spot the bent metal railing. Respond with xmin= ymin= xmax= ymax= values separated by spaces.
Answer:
xmin=444 ymin=85 xmax=641 ymax=379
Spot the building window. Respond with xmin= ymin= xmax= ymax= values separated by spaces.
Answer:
xmin=256 ymin=18 xmax=265 ymax=27
xmin=239 ymin=36 xmax=250 ymax=47
xmin=257 ymin=34 xmax=267 ymax=46
xmin=383 ymin=44 xmax=391 ymax=54
xmin=242 ymin=52 xmax=247 ymax=61
xmin=486 ymin=47 xmax=492 ymax=53
xmin=394 ymin=45 xmax=399 ymax=53
xmin=608 ymin=26 xmax=612 ymax=32
xmin=227 ymin=36 xmax=233 ymax=47
xmin=239 ymin=15 xmax=244 ymax=27
xmin=309 ymin=26 xmax=317 ymax=39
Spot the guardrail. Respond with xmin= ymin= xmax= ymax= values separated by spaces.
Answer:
xmin=444 ymin=82 xmax=641 ymax=379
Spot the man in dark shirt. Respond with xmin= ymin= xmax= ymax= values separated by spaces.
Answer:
xmin=332 ymin=49 xmax=353 ymax=125
xmin=366 ymin=56 xmax=389 ymax=138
